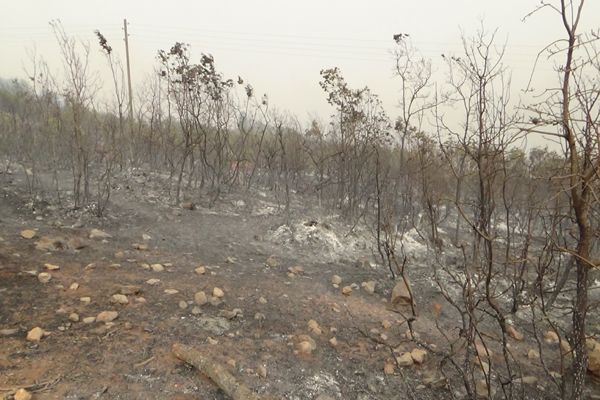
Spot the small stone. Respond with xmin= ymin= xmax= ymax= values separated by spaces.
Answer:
xmin=179 ymin=300 xmax=188 ymax=309
xmin=181 ymin=202 xmax=196 ymax=210
xmin=37 ymin=272 xmax=52 ymax=283
xmin=475 ymin=379 xmax=495 ymax=399
xmin=132 ymin=243 xmax=149 ymax=251
xmin=257 ymin=365 xmax=267 ymax=378
xmin=507 ymin=325 xmax=524 ymax=341
xmin=396 ymin=352 xmax=414 ymax=367
xmin=341 ymin=286 xmax=353 ymax=295
xmin=80 ymin=297 xmax=91 ymax=304
xmin=308 ymin=319 xmax=322 ymax=335
xmin=20 ymin=229 xmax=36 ymax=239
xmin=69 ymin=282 xmax=79 ymax=290
xmin=384 ymin=362 xmax=395 ymax=375
xmin=331 ymin=275 xmax=342 ymax=285
xmin=297 ymin=341 xmax=315 ymax=355
xmin=254 ymin=312 xmax=266 ymax=321
xmin=362 ymin=281 xmax=376 ymax=294
xmin=146 ymin=278 xmax=160 ymax=285
xmin=544 ymin=330 xmax=559 ymax=344
xmin=69 ymin=313 xmax=80 ymax=322
xmin=265 ymin=255 xmax=279 ymax=268
xmin=14 ymin=388 xmax=32 ymax=400
xmin=111 ymin=294 xmax=129 ymax=304
xmin=227 ymin=358 xmax=237 ymax=368
xmin=67 ymin=237 xmax=88 ymax=250
xmin=83 ymin=316 xmax=96 ymax=324
xmin=135 ymin=297 xmax=146 ymax=303
xmin=44 ymin=263 xmax=60 ymax=270
xmin=195 ymin=266 xmax=206 ymax=275
xmin=329 ymin=337 xmax=338 ymax=347
xmin=191 ymin=306 xmax=203 ymax=315
xmin=96 ymin=311 xmax=119 ymax=323
xmin=411 ymin=348 xmax=427 ymax=364
xmin=89 ymin=229 xmax=111 ymax=239
xmin=382 ymin=320 xmax=392 ymax=330
xmin=26 ymin=327 xmax=45 ymax=342
xmin=391 ymin=279 xmax=412 ymax=305
xmin=194 ymin=291 xmax=208 ymax=305
xmin=220 ymin=309 xmax=243 ymax=320
xmin=527 ymin=349 xmax=540 ymax=360
xmin=213 ymin=287 xmax=225 ymax=298
xmin=118 ymin=285 xmax=141 ymax=295
xmin=151 ymin=263 xmax=164 ymax=272
xmin=288 ymin=266 xmax=304 ymax=275
xmin=164 ymin=289 xmax=179 ymax=295
xmin=142 ymin=234 xmax=152 ymax=241
xmin=207 ymin=337 xmax=218 ymax=345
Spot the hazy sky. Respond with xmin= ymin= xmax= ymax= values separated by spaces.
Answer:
xmin=1 ymin=0 xmax=599 ymax=128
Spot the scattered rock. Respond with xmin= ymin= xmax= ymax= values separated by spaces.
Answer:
xmin=181 ymin=202 xmax=196 ymax=210
xmin=191 ymin=306 xmax=203 ymax=315
xmin=213 ymin=287 xmax=225 ymax=298
xmin=146 ymin=278 xmax=161 ymax=285
xmin=83 ymin=317 xmax=96 ymax=324
xmin=34 ymin=236 xmax=66 ymax=251
xmin=89 ymin=229 xmax=111 ymax=239
xmin=544 ymin=330 xmax=559 ymax=344
xmin=475 ymin=342 xmax=493 ymax=361
xmin=391 ymin=279 xmax=412 ymax=305
xmin=475 ymin=379 xmax=495 ymax=399
xmin=197 ymin=316 xmax=231 ymax=336
xmin=179 ymin=300 xmax=188 ymax=309
xmin=195 ymin=266 xmax=206 ymax=275
xmin=382 ymin=320 xmax=392 ymax=330
xmin=220 ymin=309 xmax=243 ymax=320
xmin=14 ymin=388 xmax=32 ymax=400
xmin=329 ymin=337 xmax=338 ymax=347
xmin=411 ymin=348 xmax=427 ymax=364
xmin=257 ymin=365 xmax=267 ymax=378
xmin=527 ymin=349 xmax=540 ymax=360
xmin=507 ymin=325 xmax=524 ymax=341
xmin=26 ymin=327 xmax=45 ymax=342
xmin=341 ymin=286 xmax=353 ymax=295
xmin=207 ymin=337 xmax=218 ymax=345
xmin=151 ymin=263 xmax=164 ymax=272
xmin=308 ymin=319 xmax=322 ymax=335
xmin=288 ymin=266 xmax=305 ymax=275
xmin=265 ymin=255 xmax=279 ymax=268
xmin=362 ymin=281 xmax=376 ymax=294
xmin=111 ymin=294 xmax=129 ymax=305
xmin=96 ymin=311 xmax=119 ymax=323
xmin=588 ymin=339 xmax=600 ymax=378
xmin=331 ymin=275 xmax=342 ymax=285
xmin=254 ymin=312 xmax=266 ymax=322
xmin=396 ymin=352 xmax=414 ymax=367
xmin=20 ymin=229 xmax=36 ymax=239
xmin=142 ymin=233 xmax=152 ymax=241
xmin=384 ymin=361 xmax=395 ymax=375
xmin=67 ymin=237 xmax=88 ymax=250
xmin=194 ymin=291 xmax=208 ymax=305
xmin=69 ymin=282 xmax=79 ymax=290
xmin=258 ymin=296 xmax=267 ymax=304
xmin=80 ymin=297 xmax=91 ymax=304
xmin=44 ymin=263 xmax=60 ymax=271
xmin=164 ymin=289 xmax=179 ymax=295
xmin=132 ymin=243 xmax=149 ymax=251
xmin=69 ymin=313 xmax=80 ymax=322
xmin=37 ymin=272 xmax=52 ymax=283
xmin=118 ymin=285 xmax=141 ymax=295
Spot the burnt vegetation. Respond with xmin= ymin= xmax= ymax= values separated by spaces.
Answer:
xmin=1 ymin=2 xmax=600 ymax=399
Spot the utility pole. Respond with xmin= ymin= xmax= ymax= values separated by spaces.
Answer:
xmin=123 ymin=18 xmax=134 ymax=127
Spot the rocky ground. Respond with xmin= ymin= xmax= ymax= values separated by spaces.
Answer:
xmin=0 ymin=168 xmax=599 ymax=399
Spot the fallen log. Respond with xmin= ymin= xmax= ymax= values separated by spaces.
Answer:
xmin=172 ymin=342 xmax=274 ymax=400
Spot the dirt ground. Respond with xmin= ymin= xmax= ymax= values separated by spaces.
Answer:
xmin=0 ymin=168 xmax=598 ymax=399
